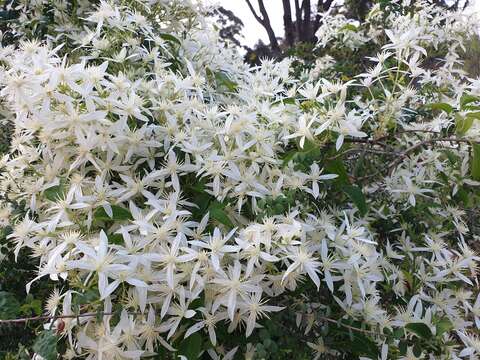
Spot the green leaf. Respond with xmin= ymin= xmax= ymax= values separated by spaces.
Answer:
xmin=460 ymin=93 xmax=480 ymax=110
xmin=44 ymin=184 xmax=66 ymax=202
xmin=214 ymin=71 xmax=238 ymax=92
xmin=455 ymin=114 xmax=474 ymax=136
xmin=325 ymin=159 xmax=350 ymax=185
xmin=32 ymin=330 xmax=57 ymax=360
xmin=427 ymin=102 xmax=454 ymax=114
xmin=343 ymin=185 xmax=368 ymax=216
xmin=405 ymin=322 xmax=432 ymax=339
xmin=347 ymin=332 xmax=379 ymax=358
xmin=158 ymin=33 xmax=181 ymax=46
xmin=178 ymin=332 xmax=203 ymax=360
xmin=435 ymin=318 xmax=453 ymax=337
xmin=0 ymin=291 xmax=20 ymax=319
xmin=471 ymin=142 xmax=480 ymax=181
xmin=20 ymin=295 xmax=42 ymax=316
xmin=272 ymin=97 xmax=296 ymax=106
xmin=341 ymin=24 xmax=358 ymax=32
xmin=108 ymin=233 xmax=124 ymax=245
xmin=281 ymin=140 xmax=320 ymax=168
xmin=209 ymin=202 xmax=234 ymax=229
xmin=93 ymin=205 xmax=133 ymax=221
xmin=393 ymin=327 xmax=405 ymax=339
xmin=466 ymin=111 xmax=480 ymax=120
xmin=441 ymin=149 xmax=459 ymax=165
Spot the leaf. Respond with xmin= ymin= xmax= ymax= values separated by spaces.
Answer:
xmin=44 ymin=184 xmax=65 ymax=202
xmin=214 ymin=71 xmax=238 ymax=92
xmin=281 ymin=140 xmax=321 ymax=168
xmin=455 ymin=114 xmax=474 ymax=136
xmin=93 ymin=205 xmax=133 ymax=221
xmin=108 ymin=233 xmax=124 ymax=245
xmin=471 ymin=142 xmax=480 ymax=181
xmin=32 ymin=330 xmax=57 ymax=360
xmin=159 ymin=33 xmax=181 ymax=46
xmin=341 ymin=24 xmax=358 ymax=32
xmin=347 ymin=332 xmax=379 ymax=358
xmin=178 ymin=332 xmax=203 ymax=360
xmin=209 ymin=202 xmax=234 ymax=229
xmin=441 ymin=149 xmax=459 ymax=165
xmin=405 ymin=322 xmax=432 ymax=339
xmin=272 ymin=97 xmax=296 ymax=106
xmin=281 ymin=149 xmax=298 ymax=166
xmin=460 ymin=93 xmax=480 ymax=110
xmin=427 ymin=102 xmax=454 ymax=114
xmin=343 ymin=185 xmax=368 ymax=216
xmin=466 ymin=111 xmax=480 ymax=120
xmin=436 ymin=318 xmax=453 ymax=337
xmin=325 ymin=159 xmax=350 ymax=185
xmin=393 ymin=327 xmax=405 ymax=339
xmin=20 ymin=295 xmax=42 ymax=316
xmin=0 ymin=291 xmax=20 ymax=319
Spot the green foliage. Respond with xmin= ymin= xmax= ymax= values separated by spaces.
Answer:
xmin=93 ymin=205 xmax=133 ymax=221
xmin=206 ymin=68 xmax=238 ymax=93
xmin=405 ymin=323 xmax=432 ymax=339
xmin=427 ymin=102 xmax=454 ymax=114
xmin=32 ymin=330 xmax=58 ymax=360
xmin=471 ymin=143 xmax=480 ymax=180
xmin=43 ymin=183 xmax=66 ymax=202
xmin=0 ymin=291 xmax=20 ymax=319
xmin=178 ymin=332 xmax=203 ymax=360
xmin=343 ymin=185 xmax=368 ymax=216
xmin=208 ymin=201 xmax=235 ymax=229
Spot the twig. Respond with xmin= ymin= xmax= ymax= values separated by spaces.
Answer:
xmin=327 ymin=147 xmax=400 ymax=161
xmin=354 ymin=137 xmax=478 ymax=181
xmin=0 ymin=311 xmax=142 ymax=325
xmin=386 ymin=137 xmax=474 ymax=176
xmin=318 ymin=316 xmax=383 ymax=336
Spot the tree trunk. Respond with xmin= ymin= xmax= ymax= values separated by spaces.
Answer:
xmin=282 ymin=0 xmax=295 ymax=47
xmin=294 ymin=0 xmax=302 ymax=42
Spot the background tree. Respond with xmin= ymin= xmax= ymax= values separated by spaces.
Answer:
xmin=207 ymin=6 xmax=246 ymax=49
xmin=237 ymin=0 xmax=470 ymax=63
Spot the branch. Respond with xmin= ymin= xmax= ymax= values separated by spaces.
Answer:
xmin=244 ymin=0 xmax=280 ymax=52
xmin=318 ymin=316 xmax=383 ymax=336
xmin=244 ymin=0 xmax=263 ymax=24
xmin=386 ymin=137 xmax=474 ymax=175
xmin=256 ymin=0 xmax=280 ymax=52
xmin=350 ymin=136 xmax=478 ymax=182
xmin=313 ymin=0 xmax=334 ymax=32
xmin=0 ymin=311 xmax=142 ymax=325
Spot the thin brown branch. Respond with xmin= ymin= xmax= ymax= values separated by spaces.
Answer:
xmin=244 ymin=0 xmax=280 ymax=52
xmin=318 ymin=316 xmax=383 ymax=336
xmin=351 ymin=136 xmax=478 ymax=182
xmin=387 ymin=137 xmax=474 ymax=175
xmin=327 ymin=147 xmax=401 ymax=161
xmin=0 ymin=311 xmax=143 ymax=325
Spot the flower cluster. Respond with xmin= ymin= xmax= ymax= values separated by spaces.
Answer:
xmin=0 ymin=0 xmax=480 ymax=359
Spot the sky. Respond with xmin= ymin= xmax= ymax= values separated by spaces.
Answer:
xmin=206 ymin=0 xmax=480 ymax=48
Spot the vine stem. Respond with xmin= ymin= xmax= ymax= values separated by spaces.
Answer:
xmin=0 ymin=311 xmax=140 ymax=325
xmin=318 ymin=316 xmax=383 ymax=336
xmin=1 ymin=312 xmax=380 ymax=338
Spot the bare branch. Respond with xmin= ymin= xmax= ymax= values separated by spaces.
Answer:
xmin=244 ymin=0 xmax=280 ymax=52
xmin=0 ymin=311 xmax=143 ymax=325
xmin=244 ymin=0 xmax=263 ymax=24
